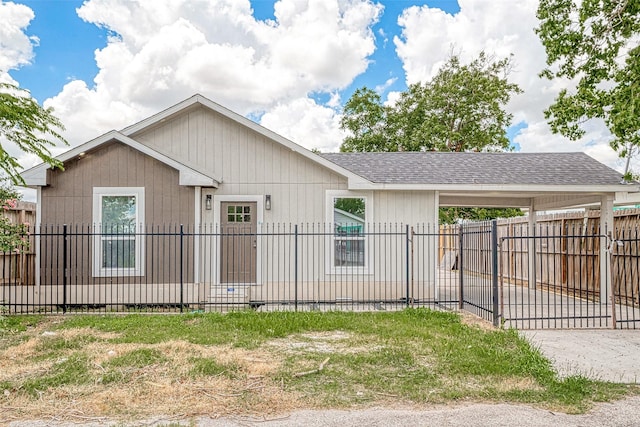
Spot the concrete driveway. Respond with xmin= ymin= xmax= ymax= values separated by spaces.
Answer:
xmin=521 ymin=329 xmax=640 ymax=383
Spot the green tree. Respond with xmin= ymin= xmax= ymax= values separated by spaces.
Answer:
xmin=340 ymin=52 xmax=522 ymax=153
xmin=340 ymin=87 xmax=391 ymax=152
xmin=0 ymin=184 xmax=29 ymax=252
xmin=536 ymin=0 xmax=640 ymax=179
xmin=334 ymin=197 xmax=365 ymax=219
xmin=340 ymin=52 xmax=524 ymax=223
xmin=438 ymin=207 xmax=524 ymax=224
xmin=0 ymin=82 xmax=67 ymax=184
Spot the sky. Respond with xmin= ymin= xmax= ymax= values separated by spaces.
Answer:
xmin=0 ymin=0 xmax=633 ymax=186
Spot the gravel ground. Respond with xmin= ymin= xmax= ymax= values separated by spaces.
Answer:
xmin=521 ymin=330 xmax=640 ymax=383
xmin=199 ymin=397 xmax=640 ymax=427
xmin=11 ymin=397 xmax=640 ymax=427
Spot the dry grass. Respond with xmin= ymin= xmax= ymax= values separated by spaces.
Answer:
xmin=1 ymin=331 xmax=305 ymax=423
xmin=0 ymin=320 xmax=365 ymax=423
xmin=0 ymin=310 xmax=631 ymax=424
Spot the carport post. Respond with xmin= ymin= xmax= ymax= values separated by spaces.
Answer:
xmin=599 ymin=195 xmax=614 ymax=327
xmin=458 ymin=224 xmax=464 ymax=310
xmin=491 ymin=220 xmax=499 ymax=327
xmin=528 ymin=204 xmax=537 ymax=290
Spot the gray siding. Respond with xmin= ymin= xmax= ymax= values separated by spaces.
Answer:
xmin=41 ymin=141 xmax=194 ymax=225
xmin=39 ymin=142 xmax=195 ymax=286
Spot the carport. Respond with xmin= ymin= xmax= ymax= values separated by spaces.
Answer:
xmin=329 ymin=151 xmax=640 ymax=328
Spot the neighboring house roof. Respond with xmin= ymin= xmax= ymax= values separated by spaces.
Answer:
xmin=334 ymin=208 xmax=365 ymax=225
xmin=21 ymin=130 xmax=218 ymax=187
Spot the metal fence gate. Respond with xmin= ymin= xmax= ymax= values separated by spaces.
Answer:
xmin=1 ymin=222 xmax=639 ymax=329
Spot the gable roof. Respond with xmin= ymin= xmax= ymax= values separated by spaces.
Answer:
xmin=321 ymin=152 xmax=633 ymax=192
xmin=121 ymin=94 xmax=368 ymax=186
xmin=21 ymin=130 xmax=219 ymax=187
xmin=20 ymin=93 xmax=637 ymax=200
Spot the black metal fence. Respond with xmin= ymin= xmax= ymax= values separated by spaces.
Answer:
xmin=1 ymin=224 xmax=445 ymax=314
xmin=1 ymin=222 xmax=639 ymax=329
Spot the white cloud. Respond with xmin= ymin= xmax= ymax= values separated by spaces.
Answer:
xmin=374 ymin=77 xmax=397 ymax=94
xmin=260 ymin=97 xmax=346 ymax=153
xmin=392 ymin=0 xmax=629 ymax=172
xmin=0 ymin=1 xmax=36 ymax=75
xmin=40 ymin=0 xmax=381 ymax=149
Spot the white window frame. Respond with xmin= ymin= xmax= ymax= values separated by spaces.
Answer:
xmin=93 ymin=187 xmax=145 ymax=277
xmin=325 ymin=190 xmax=373 ymax=274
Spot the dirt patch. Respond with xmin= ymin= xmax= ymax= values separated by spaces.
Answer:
xmin=458 ymin=311 xmax=496 ymax=331
xmin=267 ymin=330 xmax=379 ymax=355
xmin=0 ymin=327 xmax=385 ymax=422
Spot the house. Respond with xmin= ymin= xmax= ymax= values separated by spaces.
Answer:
xmin=19 ymin=94 xmax=639 ymax=309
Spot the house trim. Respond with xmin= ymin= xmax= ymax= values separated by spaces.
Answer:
xmin=121 ymin=94 xmax=367 ymax=186
xmin=92 ymin=186 xmax=146 ymax=277
xmin=21 ymin=130 xmax=219 ymax=188
xmin=325 ymin=190 xmax=374 ymax=275
xmin=35 ymin=187 xmax=42 ymax=287
xmin=194 ymin=186 xmax=202 ymax=284
xmin=348 ymin=182 xmax=633 ymax=193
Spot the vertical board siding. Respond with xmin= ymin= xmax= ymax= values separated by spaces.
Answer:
xmin=42 ymin=142 xmax=194 ymax=226
xmin=133 ymin=105 xmax=353 ymax=224
xmin=40 ymin=142 xmax=195 ymax=286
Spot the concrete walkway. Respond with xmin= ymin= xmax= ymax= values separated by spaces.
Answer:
xmin=521 ymin=329 xmax=640 ymax=383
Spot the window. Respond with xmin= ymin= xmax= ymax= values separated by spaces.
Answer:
xmin=226 ymin=205 xmax=252 ymax=223
xmin=326 ymin=191 xmax=372 ymax=272
xmin=93 ymin=187 xmax=145 ymax=277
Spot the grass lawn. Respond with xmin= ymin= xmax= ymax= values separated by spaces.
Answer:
xmin=0 ymin=309 xmax=634 ymax=423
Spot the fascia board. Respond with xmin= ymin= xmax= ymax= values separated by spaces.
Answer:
xmin=21 ymin=164 xmax=50 ymax=186
xmin=194 ymin=96 xmax=366 ymax=183
xmin=120 ymin=96 xmax=200 ymax=135
xmin=20 ymin=131 xmax=124 ymax=186
xmin=113 ymin=132 xmax=220 ymax=186
xmin=347 ymin=182 xmax=640 ymax=193
xmin=21 ymin=130 xmax=219 ymax=188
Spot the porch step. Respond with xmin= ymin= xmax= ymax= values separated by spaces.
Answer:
xmin=206 ymin=285 xmax=251 ymax=313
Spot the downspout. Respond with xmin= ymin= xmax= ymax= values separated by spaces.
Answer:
xmin=35 ymin=187 xmax=42 ymax=287
xmin=528 ymin=201 xmax=536 ymax=290
xmin=194 ymin=186 xmax=201 ymax=285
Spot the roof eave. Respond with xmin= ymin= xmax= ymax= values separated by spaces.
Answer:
xmin=348 ymin=182 xmax=640 ymax=193
xmin=20 ymin=130 xmax=220 ymax=188
xmin=121 ymin=94 xmax=369 ymax=185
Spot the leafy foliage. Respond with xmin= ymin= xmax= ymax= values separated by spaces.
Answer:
xmin=334 ymin=197 xmax=365 ymax=218
xmin=101 ymin=195 xmax=137 ymax=229
xmin=0 ymin=184 xmax=29 ymax=252
xmin=340 ymin=52 xmax=522 ymax=153
xmin=340 ymin=52 xmax=524 ymax=223
xmin=0 ymin=82 xmax=67 ymax=184
xmin=536 ymin=0 xmax=640 ymax=177
xmin=439 ymin=207 xmax=523 ymax=224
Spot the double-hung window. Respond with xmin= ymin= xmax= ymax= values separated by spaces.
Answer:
xmin=93 ymin=187 xmax=145 ymax=277
xmin=326 ymin=191 xmax=372 ymax=273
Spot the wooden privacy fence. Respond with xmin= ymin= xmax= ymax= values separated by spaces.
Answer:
xmin=0 ymin=202 xmax=35 ymax=286
xmin=441 ymin=209 xmax=640 ymax=306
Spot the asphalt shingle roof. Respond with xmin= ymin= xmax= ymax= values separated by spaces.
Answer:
xmin=320 ymin=152 xmax=625 ymax=186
